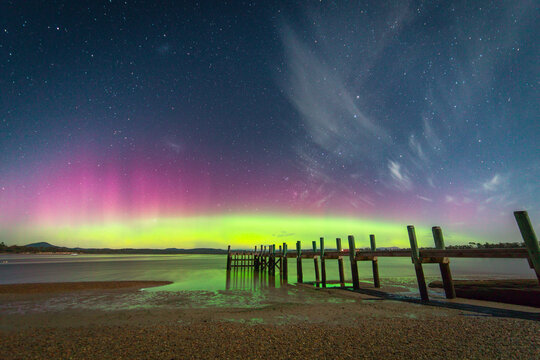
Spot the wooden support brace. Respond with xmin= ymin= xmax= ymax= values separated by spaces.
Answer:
xmin=356 ymin=256 xmax=376 ymax=261
xmin=420 ymin=257 xmax=448 ymax=264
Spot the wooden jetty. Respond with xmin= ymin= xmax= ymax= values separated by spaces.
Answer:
xmin=227 ymin=210 xmax=540 ymax=302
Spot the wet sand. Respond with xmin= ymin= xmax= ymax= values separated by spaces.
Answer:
xmin=0 ymin=281 xmax=172 ymax=294
xmin=0 ymin=282 xmax=539 ymax=359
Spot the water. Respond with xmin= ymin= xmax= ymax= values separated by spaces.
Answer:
xmin=0 ymin=254 xmax=535 ymax=291
xmin=0 ymin=254 xmax=536 ymax=314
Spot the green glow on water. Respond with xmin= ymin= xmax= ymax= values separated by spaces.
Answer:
xmin=7 ymin=214 xmax=480 ymax=249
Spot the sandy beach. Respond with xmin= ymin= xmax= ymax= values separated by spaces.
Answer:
xmin=0 ymin=281 xmax=539 ymax=359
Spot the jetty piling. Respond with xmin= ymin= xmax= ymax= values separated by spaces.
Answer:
xmin=336 ymin=238 xmax=345 ymax=287
xmin=226 ymin=245 xmax=232 ymax=271
xmin=296 ymin=241 xmax=303 ymax=283
xmin=408 ymin=225 xmax=429 ymax=301
xmin=320 ymin=237 xmax=326 ymax=288
xmin=226 ymin=210 xmax=540 ymax=302
xmin=348 ymin=235 xmax=360 ymax=290
xmin=432 ymin=227 xmax=456 ymax=299
xmin=269 ymin=245 xmax=275 ymax=276
xmin=312 ymin=241 xmax=320 ymax=287
xmin=253 ymin=246 xmax=259 ymax=272
xmin=370 ymin=235 xmax=380 ymax=288
xmin=514 ymin=211 xmax=540 ymax=282
xmin=282 ymin=242 xmax=288 ymax=282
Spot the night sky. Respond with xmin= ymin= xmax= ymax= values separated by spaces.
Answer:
xmin=1 ymin=1 xmax=538 ymax=248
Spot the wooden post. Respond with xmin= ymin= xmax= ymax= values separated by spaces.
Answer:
xmin=254 ymin=246 xmax=259 ymax=271
xmin=269 ymin=245 xmax=276 ymax=287
xmin=408 ymin=225 xmax=429 ymax=301
xmin=272 ymin=244 xmax=276 ymax=275
xmin=514 ymin=211 xmax=540 ymax=282
xmin=336 ymin=238 xmax=345 ymax=287
xmin=268 ymin=245 xmax=273 ymax=275
xmin=263 ymin=246 xmax=267 ymax=271
xmin=226 ymin=245 xmax=232 ymax=270
xmin=226 ymin=265 xmax=231 ymax=289
xmin=312 ymin=240 xmax=320 ymax=287
xmin=278 ymin=245 xmax=282 ymax=276
xmin=296 ymin=241 xmax=303 ymax=283
xmin=432 ymin=227 xmax=456 ymax=299
xmin=282 ymin=242 xmax=288 ymax=282
xmin=348 ymin=235 xmax=360 ymax=290
xmin=320 ymin=237 xmax=326 ymax=288
xmin=370 ymin=235 xmax=380 ymax=288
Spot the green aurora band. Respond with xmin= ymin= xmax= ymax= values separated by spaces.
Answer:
xmin=5 ymin=214 xmax=482 ymax=249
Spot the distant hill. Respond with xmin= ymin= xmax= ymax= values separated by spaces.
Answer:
xmin=25 ymin=242 xmax=58 ymax=248
xmin=1 ymin=242 xmax=229 ymax=254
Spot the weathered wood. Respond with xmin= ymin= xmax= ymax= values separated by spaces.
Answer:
xmin=272 ymin=244 xmax=276 ymax=275
xmin=420 ymin=248 xmax=528 ymax=258
xmin=254 ymin=246 xmax=259 ymax=271
xmin=296 ymin=241 xmax=303 ymax=283
xmin=320 ymin=237 xmax=326 ymax=288
xmin=269 ymin=246 xmax=276 ymax=287
xmin=370 ymin=235 xmax=380 ymax=288
xmin=269 ymin=245 xmax=275 ymax=275
xmin=263 ymin=246 xmax=267 ymax=270
xmin=432 ymin=226 xmax=456 ymax=299
xmin=420 ymin=257 xmax=448 ymax=264
xmin=312 ymin=241 xmax=320 ymax=287
xmin=348 ymin=235 xmax=360 ymax=290
xmin=336 ymin=238 xmax=345 ymax=287
xmin=408 ymin=225 xmax=429 ymax=301
xmin=279 ymin=247 xmax=529 ymax=259
xmin=282 ymin=242 xmax=288 ymax=282
xmin=278 ymin=245 xmax=283 ymax=276
xmin=226 ymin=245 xmax=232 ymax=270
xmin=514 ymin=211 xmax=540 ymax=282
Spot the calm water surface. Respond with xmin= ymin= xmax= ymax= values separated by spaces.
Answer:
xmin=0 ymin=254 xmax=536 ymax=313
xmin=0 ymin=254 xmax=534 ymax=291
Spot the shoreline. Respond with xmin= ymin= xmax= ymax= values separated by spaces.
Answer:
xmin=0 ymin=282 xmax=538 ymax=359
xmin=0 ymin=281 xmax=172 ymax=294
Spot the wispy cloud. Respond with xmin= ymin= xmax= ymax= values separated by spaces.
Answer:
xmin=416 ymin=195 xmax=433 ymax=202
xmin=445 ymin=195 xmax=457 ymax=204
xmin=482 ymin=174 xmax=502 ymax=192
xmin=409 ymin=135 xmax=428 ymax=163
xmin=280 ymin=24 xmax=389 ymax=159
xmin=388 ymin=160 xmax=412 ymax=191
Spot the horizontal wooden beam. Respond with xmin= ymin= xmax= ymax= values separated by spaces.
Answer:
xmin=278 ymin=247 xmax=528 ymax=259
xmin=233 ymin=247 xmax=528 ymax=259
xmin=419 ymin=248 xmax=528 ymax=258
